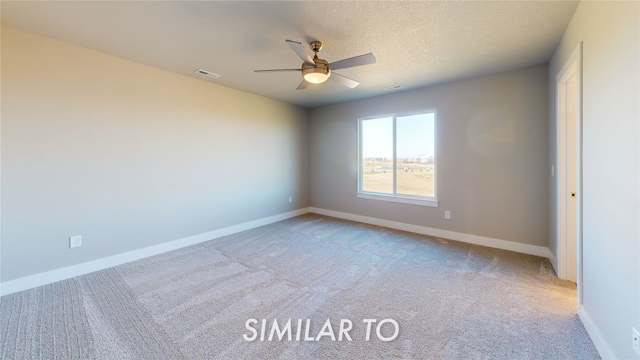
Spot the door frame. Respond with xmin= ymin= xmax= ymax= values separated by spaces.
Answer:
xmin=556 ymin=42 xmax=583 ymax=302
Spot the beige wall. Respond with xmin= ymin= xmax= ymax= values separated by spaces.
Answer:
xmin=309 ymin=65 xmax=549 ymax=247
xmin=549 ymin=2 xmax=640 ymax=359
xmin=1 ymin=26 xmax=310 ymax=282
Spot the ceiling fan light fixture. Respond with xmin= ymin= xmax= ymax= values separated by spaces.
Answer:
xmin=303 ymin=69 xmax=330 ymax=84
xmin=302 ymin=58 xmax=331 ymax=84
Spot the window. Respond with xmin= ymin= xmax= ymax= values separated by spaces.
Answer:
xmin=358 ymin=111 xmax=437 ymax=207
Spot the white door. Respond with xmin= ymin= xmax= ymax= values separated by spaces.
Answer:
xmin=557 ymin=44 xmax=582 ymax=285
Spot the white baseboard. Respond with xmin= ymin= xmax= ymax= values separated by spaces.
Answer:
xmin=579 ymin=305 xmax=615 ymax=359
xmin=309 ymin=207 xmax=551 ymax=258
xmin=0 ymin=208 xmax=311 ymax=296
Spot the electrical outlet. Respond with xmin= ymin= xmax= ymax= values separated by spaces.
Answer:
xmin=69 ymin=235 xmax=82 ymax=249
xmin=445 ymin=211 xmax=451 ymax=220
xmin=633 ymin=327 xmax=639 ymax=355
xmin=288 ymin=196 xmax=293 ymax=203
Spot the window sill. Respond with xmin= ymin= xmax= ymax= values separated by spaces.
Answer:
xmin=356 ymin=192 xmax=439 ymax=207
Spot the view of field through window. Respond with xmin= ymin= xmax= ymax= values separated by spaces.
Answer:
xmin=360 ymin=113 xmax=435 ymax=197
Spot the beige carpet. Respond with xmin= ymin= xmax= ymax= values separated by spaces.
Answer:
xmin=1 ymin=214 xmax=599 ymax=359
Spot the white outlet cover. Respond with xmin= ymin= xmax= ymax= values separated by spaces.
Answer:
xmin=69 ymin=235 xmax=82 ymax=249
xmin=633 ymin=327 xmax=639 ymax=355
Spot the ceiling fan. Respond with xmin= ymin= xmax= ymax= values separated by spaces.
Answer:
xmin=254 ymin=40 xmax=376 ymax=90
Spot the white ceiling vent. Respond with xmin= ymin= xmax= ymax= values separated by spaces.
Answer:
xmin=384 ymin=84 xmax=404 ymax=90
xmin=195 ymin=69 xmax=221 ymax=79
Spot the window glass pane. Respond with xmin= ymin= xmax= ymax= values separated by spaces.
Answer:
xmin=361 ymin=117 xmax=393 ymax=194
xmin=396 ymin=113 xmax=435 ymax=197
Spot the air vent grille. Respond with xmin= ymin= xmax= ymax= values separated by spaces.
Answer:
xmin=384 ymin=84 xmax=404 ymax=90
xmin=195 ymin=69 xmax=221 ymax=79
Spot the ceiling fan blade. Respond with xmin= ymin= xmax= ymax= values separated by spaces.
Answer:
xmin=296 ymin=80 xmax=309 ymax=90
xmin=330 ymin=73 xmax=360 ymax=88
xmin=286 ymin=40 xmax=315 ymax=66
xmin=329 ymin=53 xmax=376 ymax=71
xmin=254 ymin=69 xmax=301 ymax=73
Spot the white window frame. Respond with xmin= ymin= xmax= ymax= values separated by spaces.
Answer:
xmin=357 ymin=110 xmax=438 ymax=207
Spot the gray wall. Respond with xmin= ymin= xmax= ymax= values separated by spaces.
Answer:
xmin=309 ymin=65 xmax=549 ymax=246
xmin=549 ymin=2 xmax=640 ymax=359
xmin=1 ymin=26 xmax=310 ymax=282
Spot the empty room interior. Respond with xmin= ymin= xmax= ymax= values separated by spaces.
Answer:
xmin=1 ymin=1 xmax=639 ymax=359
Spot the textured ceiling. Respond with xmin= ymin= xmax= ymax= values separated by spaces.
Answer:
xmin=1 ymin=1 xmax=579 ymax=108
